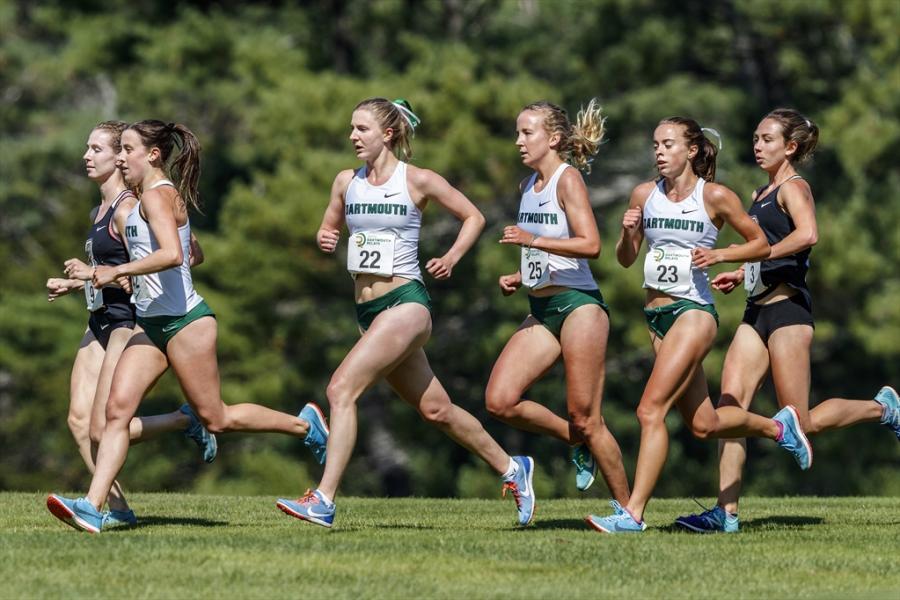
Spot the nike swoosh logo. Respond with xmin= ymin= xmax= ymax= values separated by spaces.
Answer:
xmin=760 ymin=202 xmax=771 ymax=207
xmin=387 ymin=301 xmax=401 ymax=309
xmin=681 ymin=208 xmax=698 ymax=214
xmin=556 ymin=304 xmax=573 ymax=313
xmin=673 ymin=306 xmax=686 ymax=315
xmin=538 ymin=201 xmax=550 ymax=207
xmin=521 ymin=461 xmax=532 ymax=497
xmin=100 ymin=323 xmax=109 ymax=329
xmin=384 ymin=192 xmax=401 ymax=198
xmin=96 ymin=226 xmax=105 ymax=231
xmin=305 ymin=504 xmax=332 ymax=518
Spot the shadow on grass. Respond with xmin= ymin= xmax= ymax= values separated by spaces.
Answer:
xmin=531 ymin=518 xmax=592 ymax=531
xmin=654 ymin=515 xmax=825 ymax=534
xmin=127 ymin=515 xmax=228 ymax=530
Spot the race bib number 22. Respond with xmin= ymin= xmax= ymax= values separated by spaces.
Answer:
xmin=347 ymin=232 xmax=395 ymax=277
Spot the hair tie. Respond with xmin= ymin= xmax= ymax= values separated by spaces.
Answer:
xmin=804 ymin=118 xmax=812 ymax=129
xmin=701 ymin=127 xmax=723 ymax=150
xmin=392 ymin=99 xmax=421 ymax=132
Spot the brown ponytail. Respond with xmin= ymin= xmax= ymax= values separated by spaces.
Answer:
xmin=764 ymin=108 xmax=819 ymax=164
xmin=126 ymin=120 xmax=202 ymax=211
xmin=659 ymin=117 xmax=718 ymax=181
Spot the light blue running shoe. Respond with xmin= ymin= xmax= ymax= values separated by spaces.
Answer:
xmin=874 ymin=386 xmax=900 ymax=441
xmin=502 ymin=456 xmax=535 ymax=526
xmin=276 ymin=489 xmax=335 ymax=528
xmin=102 ymin=508 xmax=138 ymax=528
xmin=773 ymin=405 xmax=813 ymax=470
xmin=46 ymin=494 xmax=103 ymax=533
xmin=300 ymin=403 xmax=329 ymax=464
xmin=572 ymin=443 xmax=597 ymax=492
xmin=180 ymin=404 xmax=217 ymax=463
xmin=585 ymin=500 xmax=646 ymax=534
xmin=674 ymin=502 xmax=739 ymax=533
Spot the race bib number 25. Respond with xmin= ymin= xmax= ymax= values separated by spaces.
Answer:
xmin=521 ymin=246 xmax=550 ymax=288
xmin=347 ymin=232 xmax=395 ymax=277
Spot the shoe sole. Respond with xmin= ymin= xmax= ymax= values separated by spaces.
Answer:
xmin=276 ymin=500 xmax=333 ymax=528
xmin=46 ymin=495 xmax=100 ymax=534
xmin=203 ymin=433 xmax=218 ymax=464
xmin=576 ymin=466 xmax=597 ymax=492
xmin=784 ymin=405 xmax=813 ymax=470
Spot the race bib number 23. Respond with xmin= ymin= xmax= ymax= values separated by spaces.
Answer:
xmin=643 ymin=246 xmax=693 ymax=295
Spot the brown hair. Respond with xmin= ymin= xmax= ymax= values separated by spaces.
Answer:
xmin=522 ymin=99 xmax=605 ymax=173
xmin=764 ymin=108 xmax=819 ymax=164
xmin=658 ymin=117 xmax=719 ymax=181
xmin=354 ymin=97 xmax=419 ymax=161
xmin=126 ymin=120 xmax=202 ymax=211
xmin=93 ymin=120 xmax=128 ymax=153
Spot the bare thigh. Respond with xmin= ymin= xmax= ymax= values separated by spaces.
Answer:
xmin=767 ymin=324 xmax=814 ymax=427
xmin=559 ymin=305 xmax=609 ymax=417
xmin=106 ymin=332 xmax=170 ymax=424
xmin=719 ymin=324 xmax=770 ymax=410
xmin=90 ymin=326 xmax=137 ymax=437
xmin=485 ymin=316 xmax=560 ymax=408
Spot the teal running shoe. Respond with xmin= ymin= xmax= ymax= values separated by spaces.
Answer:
xmin=674 ymin=502 xmax=738 ymax=533
xmin=180 ymin=404 xmax=217 ymax=463
xmin=47 ymin=494 xmax=103 ymax=533
xmin=502 ymin=456 xmax=535 ymax=526
xmin=874 ymin=386 xmax=900 ymax=441
xmin=102 ymin=508 xmax=137 ymax=528
xmin=773 ymin=405 xmax=813 ymax=470
xmin=585 ymin=500 xmax=646 ymax=534
xmin=276 ymin=489 xmax=335 ymax=528
xmin=572 ymin=443 xmax=597 ymax=492
xmin=300 ymin=403 xmax=329 ymax=464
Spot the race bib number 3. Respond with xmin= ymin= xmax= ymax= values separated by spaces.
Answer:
xmin=348 ymin=232 xmax=395 ymax=277
xmin=743 ymin=261 xmax=764 ymax=296
xmin=643 ymin=246 xmax=693 ymax=295
xmin=521 ymin=246 xmax=550 ymax=288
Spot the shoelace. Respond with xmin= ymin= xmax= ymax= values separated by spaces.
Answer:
xmin=689 ymin=498 xmax=724 ymax=525
xmin=501 ymin=482 xmax=522 ymax=508
xmin=299 ymin=489 xmax=320 ymax=505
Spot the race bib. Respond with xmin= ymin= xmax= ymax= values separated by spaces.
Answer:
xmin=521 ymin=246 xmax=550 ymax=288
xmin=84 ymin=283 xmax=103 ymax=312
xmin=644 ymin=245 xmax=693 ymax=295
xmin=347 ymin=232 xmax=395 ymax=277
xmin=131 ymin=274 xmax=153 ymax=303
xmin=743 ymin=261 xmax=765 ymax=296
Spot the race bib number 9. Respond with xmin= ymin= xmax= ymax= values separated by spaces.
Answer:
xmin=521 ymin=246 xmax=550 ymax=288
xmin=84 ymin=283 xmax=103 ymax=312
xmin=743 ymin=261 xmax=764 ymax=296
xmin=347 ymin=232 xmax=395 ymax=277
xmin=643 ymin=246 xmax=693 ymax=295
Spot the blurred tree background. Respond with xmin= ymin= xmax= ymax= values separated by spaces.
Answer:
xmin=1 ymin=0 xmax=897 ymax=501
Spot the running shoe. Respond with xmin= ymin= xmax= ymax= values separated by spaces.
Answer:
xmin=102 ymin=508 xmax=138 ymax=528
xmin=180 ymin=404 xmax=218 ymax=463
xmin=300 ymin=403 xmax=329 ymax=464
xmin=276 ymin=489 xmax=335 ymax=528
xmin=585 ymin=500 xmax=646 ymax=534
xmin=502 ymin=456 xmax=535 ymax=526
xmin=47 ymin=494 xmax=103 ymax=533
xmin=874 ymin=386 xmax=900 ymax=441
xmin=572 ymin=443 xmax=597 ymax=492
xmin=773 ymin=405 xmax=813 ymax=470
xmin=674 ymin=503 xmax=738 ymax=533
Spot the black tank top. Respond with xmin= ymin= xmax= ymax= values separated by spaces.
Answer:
xmin=747 ymin=176 xmax=810 ymax=297
xmin=85 ymin=190 xmax=135 ymax=311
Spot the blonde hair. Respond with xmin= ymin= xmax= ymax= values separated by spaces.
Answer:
xmin=354 ymin=97 xmax=420 ymax=161
xmin=522 ymin=98 xmax=606 ymax=173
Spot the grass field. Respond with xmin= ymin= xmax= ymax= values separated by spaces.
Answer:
xmin=2 ymin=492 xmax=898 ymax=598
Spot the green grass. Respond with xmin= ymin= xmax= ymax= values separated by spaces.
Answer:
xmin=1 ymin=493 xmax=898 ymax=598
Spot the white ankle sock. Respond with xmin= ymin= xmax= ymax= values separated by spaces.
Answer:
xmin=501 ymin=457 xmax=519 ymax=481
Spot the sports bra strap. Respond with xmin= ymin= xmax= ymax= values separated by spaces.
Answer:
xmin=148 ymin=179 xmax=176 ymax=190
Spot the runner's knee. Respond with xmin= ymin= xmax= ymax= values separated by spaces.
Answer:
xmin=419 ymin=401 xmax=452 ymax=427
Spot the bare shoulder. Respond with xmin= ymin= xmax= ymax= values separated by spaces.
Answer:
xmin=780 ymin=177 xmax=813 ymax=201
xmin=629 ymin=180 xmax=657 ymax=207
xmin=558 ymin=165 xmax=586 ymax=191
xmin=332 ymin=168 xmax=355 ymax=193
xmin=703 ymin=181 xmax=739 ymax=206
xmin=406 ymin=163 xmax=442 ymax=186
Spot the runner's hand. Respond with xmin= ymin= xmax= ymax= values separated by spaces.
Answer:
xmin=317 ymin=228 xmax=340 ymax=253
xmin=426 ymin=256 xmax=455 ymax=280
xmin=499 ymin=272 xmax=522 ymax=296
xmin=63 ymin=258 xmax=93 ymax=280
xmin=711 ymin=270 xmax=743 ymax=294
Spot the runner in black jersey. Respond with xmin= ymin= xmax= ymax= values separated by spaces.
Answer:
xmin=45 ymin=122 xmax=216 ymax=529
xmin=675 ymin=109 xmax=898 ymax=534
